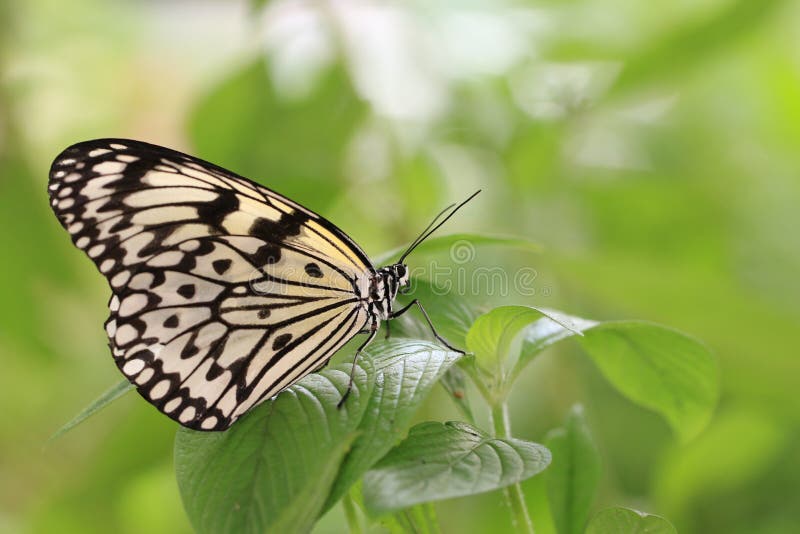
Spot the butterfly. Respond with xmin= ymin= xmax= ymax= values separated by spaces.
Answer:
xmin=48 ymin=139 xmax=478 ymax=431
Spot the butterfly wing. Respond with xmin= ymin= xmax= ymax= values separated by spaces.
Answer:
xmin=48 ymin=139 xmax=374 ymax=430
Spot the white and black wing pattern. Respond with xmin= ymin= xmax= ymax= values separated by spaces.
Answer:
xmin=48 ymin=139 xmax=375 ymax=430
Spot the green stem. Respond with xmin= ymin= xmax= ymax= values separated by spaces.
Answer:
xmin=342 ymin=491 xmax=363 ymax=534
xmin=491 ymin=402 xmax=535 ymax=534
xmin=420 ymin=502 xmax=442 ymax=534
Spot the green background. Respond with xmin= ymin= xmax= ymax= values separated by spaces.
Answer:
xmin=1 ymin=0 xmax=798 ymax=532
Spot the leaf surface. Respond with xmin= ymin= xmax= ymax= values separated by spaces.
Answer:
xmin=362 ymin=421 xmax=550 ymax=515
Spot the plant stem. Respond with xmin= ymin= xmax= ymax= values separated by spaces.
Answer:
xmin=491 ymin=402 xmax=535 ymax=534
xmin=342 ymin=491 xmax=363 ymax=534
xmin=420 ymin=502 xmax=442 ymax=534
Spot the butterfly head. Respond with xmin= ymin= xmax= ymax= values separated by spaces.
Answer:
xmin=392 ymin=263 xmax=410 ymax=291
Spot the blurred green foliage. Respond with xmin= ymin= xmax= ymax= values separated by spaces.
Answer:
xmin=2 ymin=0 xmax=799 ymax=533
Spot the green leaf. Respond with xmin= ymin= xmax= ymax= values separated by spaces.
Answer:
xmin=578 ymin=322 xmax=718 ymax=442
xmin=48 ymin=379 xmax=133 ymax=443
xmin=175 ymin=339 xmax=461 ymax=532
xmin=466 ymin=305 xmax=584 ymax=403
xmin=381 ymin=234 xmax=542 ymax=351
xmin=372 ymin=233 xmax=541 ymax=267
xmin=174 ymin=360 xmax=375 ymax=534
xmin=189 ymin=59 xmax=365 ymax=213
xmin=325 ymin=339 xmax=463 ymax=509
xmin=545 ymin=405 xmax=601 ymax=534
xmin=514 ymin=309 xmax=597 ymax=383
xmin=467 ymin=306 xmax=546 ymax=402
xmin=362 ymin=421 xmax=551 ymax=515
xmin=270 ymin=434 xmax=357 ymax=534
xmin=585 ymin=507 xmax=676 ymax=534
xmin=394 ymin=277 xmax=479 ymax=349
xmin=389 ymin=277 xmax=479 ymax=421
xmin=466 ymin=307 xmax=717 ymax=441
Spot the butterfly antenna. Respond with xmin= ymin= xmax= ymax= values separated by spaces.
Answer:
xmin=398 ymin=190 xmax=481 ymax=263
xmin=402 ymin=202 xmax=457 ymax=255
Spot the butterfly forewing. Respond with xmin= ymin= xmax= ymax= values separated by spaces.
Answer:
xmin=48 ymin=139 xmax=374 ymax=430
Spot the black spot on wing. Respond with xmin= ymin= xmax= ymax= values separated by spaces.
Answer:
xmin=212 ymin=258 xmax=232 ymax=275
xmin=272 ymin=333 xmax=292 ymax=351
xmin=177 ymin=284 xmax=196 ymax=299
xmin=251 ymin=243 xmax=281 ymax=267
xmin=304 ymin=262 xmax=323 ymax=278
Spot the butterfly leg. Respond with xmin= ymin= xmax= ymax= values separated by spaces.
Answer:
xmin=390 ymin=299 xmax=465 ymax=354
xmin=337 ymin=321 xmax=379 ymax=408
xmin=384 ymin=319 xmax=392 ymax=340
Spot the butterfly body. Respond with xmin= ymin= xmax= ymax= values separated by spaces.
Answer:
xmin=368 ymin=264 xmax=409 ymax=321
xmin=48 ymin=139 xmax=457 ymax=431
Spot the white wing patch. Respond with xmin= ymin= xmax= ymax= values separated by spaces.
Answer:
xmin=49 ymin=139 xmax=375 ymax=430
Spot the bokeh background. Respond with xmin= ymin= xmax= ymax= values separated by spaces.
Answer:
xmin=2 ymin=0 xmax=799 ymax=532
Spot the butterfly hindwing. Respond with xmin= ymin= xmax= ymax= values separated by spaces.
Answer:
xmin=49 ymin=139 xmax=374 ymax=430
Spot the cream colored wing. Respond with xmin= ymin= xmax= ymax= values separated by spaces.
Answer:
xmin=48 ymin=139 xmax=373 ymax=430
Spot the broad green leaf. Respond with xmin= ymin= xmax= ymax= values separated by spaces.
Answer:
xmin=175 ymin=360 xmax=374 ymax=534
xmin=372 ymin=233 xmax=541 ymax=267
xmin=48 ymin=379 xmax=133 ymax=443
xmin=514 ymin=309 xmax=598 ymax=383
xmin=578 ymin=322 xmax=718 ymax=442
xmin=467 ymin=306 xmax=546 ymax=402
xmin=325 ymin=339 xmax=462 ymax=509
xmin=390 ymin=277 xmax=479 ymax=420
xmin=270 ymin=434 xmax=356 ymax=534
xmin=466 ymin=307 xmax=716 ymax=441
xmin=362 ymin=421 xmax=551 ymax=515
xmin=586 ymin=507 xmax=676 ymax=534
xmin=189 ymin=59 xmax=365 ymax=213
xmin=545 ymin=405 xmax=601 ymax=534
xmin=466 ymin=306 xmax=583 ymax=403
xmin=521 ymin=309 xmax=597 ymax=360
